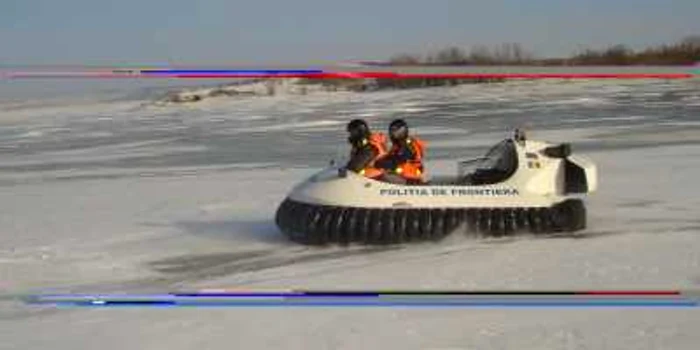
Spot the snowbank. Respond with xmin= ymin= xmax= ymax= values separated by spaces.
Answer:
xmin=151 ymin=78 xmax=373 ymax=105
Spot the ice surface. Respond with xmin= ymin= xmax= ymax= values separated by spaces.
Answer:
xmin=1 ymin=79 xmax=700 ymax=349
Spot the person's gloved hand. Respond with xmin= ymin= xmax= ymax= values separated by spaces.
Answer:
xmin=338 ymin=167 xmax=348 ymax=178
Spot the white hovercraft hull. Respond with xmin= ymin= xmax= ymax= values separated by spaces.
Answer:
xmin=275 ymin=132 xmax=597 ymax=245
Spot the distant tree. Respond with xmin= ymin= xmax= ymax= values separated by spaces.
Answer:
xmin=491 ymin=43 xmax=534 ymax=64
xmin=389 ymin=53 xmax=422 ymax=65
xmin=434 ymin=46 xmax=467 ymax=64
xmin=680 ymin=36 xmax=700 ymax=62
xmin=468 ymin=45 xmax=493 ymax=64
xmin=681 ymin=35 xmax=700 ymax=46
xmin=602 ymin=44 xmax=632 ymax=65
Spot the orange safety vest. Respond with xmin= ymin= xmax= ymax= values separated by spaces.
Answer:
xmin=358 ymin=132 xmax=389 ymax=179
xmin=389 ymin=137 xmax=426 ymax=181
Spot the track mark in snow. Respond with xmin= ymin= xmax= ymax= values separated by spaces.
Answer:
xmin=175 ymin=219 xmax=287 ymax=245
xmin=148 ymin=250 xmax=273 ymax=274
xmin=673 ymin=225 xmax=700 ymax=233
xmin=618 ymin=200 xmax=663 ymax=208
xmin=541 ymin=230 xmax=625 ymax=240
xmin=145 ymin=246 xmax=403 ymax=283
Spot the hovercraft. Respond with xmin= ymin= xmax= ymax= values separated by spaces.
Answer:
xmin=275 ymin=130 xmax=597 ymax=245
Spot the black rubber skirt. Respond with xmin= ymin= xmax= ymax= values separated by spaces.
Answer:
xmin=275 ymin=198 xmax=586 ymax=245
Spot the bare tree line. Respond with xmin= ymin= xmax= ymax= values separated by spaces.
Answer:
xmin=388 ymin=36 xmax=700 ymax=65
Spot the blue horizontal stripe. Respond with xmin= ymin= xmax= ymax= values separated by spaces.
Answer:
xmin=26 ymin=294 xmax=175 ymax=299
xmin=53 ymin=303 xmax=698 ymax=308
xmin=26 ymin=295 xmax=696 ymax=302
xmin=31 ymin=300 xmax=698 ymax=308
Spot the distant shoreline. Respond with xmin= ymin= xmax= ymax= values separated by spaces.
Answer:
xmin=153 ymin=77 xmax=515 ymax=105
xmin=152 ymin=68 xmax=699 ymax=105
xmin=360 ymin=61 xmax=700 ymax=67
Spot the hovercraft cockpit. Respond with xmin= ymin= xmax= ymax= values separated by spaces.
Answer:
xmin=456 ymin=139 xmax=518 ymax=185
xmin=425 ymin=138 xmax=519 ymax=186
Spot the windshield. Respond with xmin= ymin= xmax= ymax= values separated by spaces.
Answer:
xmin=481 ymin=140 xmax=516 ymax=170
xmin=458 ymin=139 xmax=518 ymax=177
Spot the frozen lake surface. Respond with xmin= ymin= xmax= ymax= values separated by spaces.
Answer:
xmin=1 ymin=79 xmax=699 ymax=349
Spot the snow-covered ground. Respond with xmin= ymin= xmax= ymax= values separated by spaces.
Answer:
xmin=1 ymin=79 xmax=700 ymax=349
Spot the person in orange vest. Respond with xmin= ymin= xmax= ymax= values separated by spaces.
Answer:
xmin=340 ymin=119 xmax=389 ymax=180
xmin=378 ymin=118 xmax=427 ymax=184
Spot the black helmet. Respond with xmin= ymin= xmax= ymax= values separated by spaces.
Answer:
xmin=347 ymin=119 xmax=370 ymax=143
xmin=388 ymin=118 xmax=409 ymax=141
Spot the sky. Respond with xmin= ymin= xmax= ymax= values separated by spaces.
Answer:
xmin=2 ymin=0 xmax=700 ymax=65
